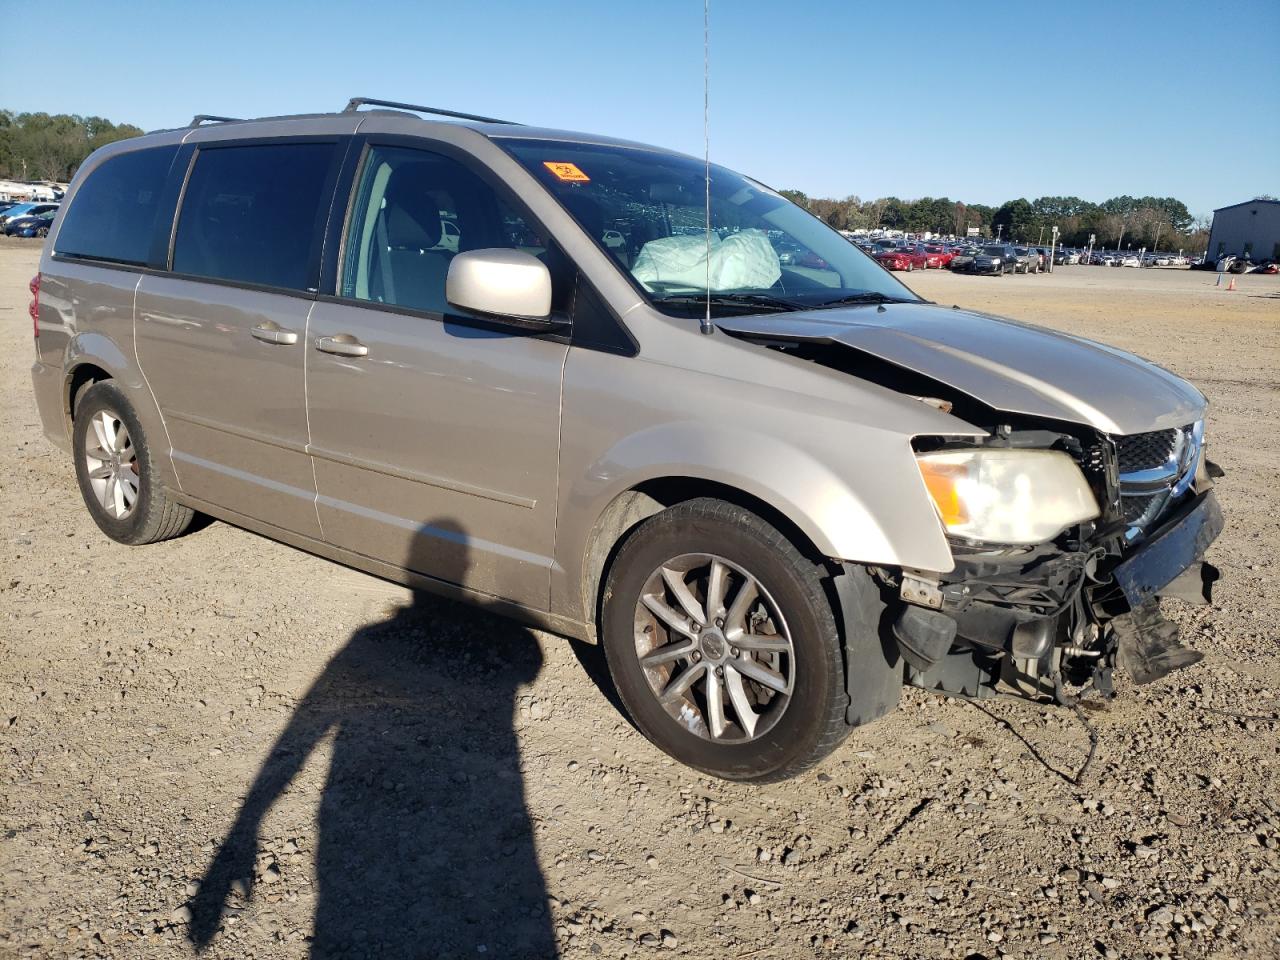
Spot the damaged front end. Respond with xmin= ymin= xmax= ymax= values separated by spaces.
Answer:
xmin=892 ymin=424 xmax=1224 ymax=705
xmin=713 ymin=305 xmax=1224 ymax=708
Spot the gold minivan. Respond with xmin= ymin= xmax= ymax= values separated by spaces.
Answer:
xmin=30 ymin=99 xmax=1222 ymax=781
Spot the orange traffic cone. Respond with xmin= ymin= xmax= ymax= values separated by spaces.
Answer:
xmin=1226 ymin=276 xmax=1237 ymax=291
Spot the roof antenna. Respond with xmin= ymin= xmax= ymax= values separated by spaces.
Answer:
xmin=700 ymin=0 xmax=714 ymax=336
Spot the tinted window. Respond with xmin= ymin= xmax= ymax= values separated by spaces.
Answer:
xmin=173 ymin=142 xmax=335 ymax=290
xmin=55 ymin=147 xmax=176 ymax=265
xmin=340 ymin=144 xmax=569 ymax=316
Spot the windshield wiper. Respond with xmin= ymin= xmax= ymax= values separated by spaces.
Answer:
xmin=815 ymin=292 xmax=916 ymax=308
xmin=652 ymin=292 xmax=806 ymax=313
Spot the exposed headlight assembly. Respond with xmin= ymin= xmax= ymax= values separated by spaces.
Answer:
xmin=916 ymin=448 xmax=1100 ymax=545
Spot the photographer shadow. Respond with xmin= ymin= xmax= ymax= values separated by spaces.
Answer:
xmin=188 ymin=520 xmax=556 ymax=957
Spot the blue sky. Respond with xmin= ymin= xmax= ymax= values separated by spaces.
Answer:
xmin=6 ymin=0 xmax=1277 ymax=217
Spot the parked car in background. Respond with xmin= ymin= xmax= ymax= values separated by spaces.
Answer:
xmin=922 ymin=244 xmax=952 ymax=269
xmin=948 ymin=247 xmax=978 ymax=272
xmin=4 ymin=210 xmax=56 ymax=237
xmin=1120 ymin=255 xmax=1141 ymax=267
xmin=1012 ymin=247 xmax=1039 ymax=274
xmin=972 ymin=244 xmax=1016 ymax=275
xmin=0 ymin=201 xmax=59 ymax=228
xmin=875 ymin=246 xmax=926 ymax=271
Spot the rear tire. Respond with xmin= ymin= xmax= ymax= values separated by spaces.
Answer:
xmin=600 ymin=498 xmax=850 ymax=783
xmin=72 ymin=381 xmax=194 ymax=545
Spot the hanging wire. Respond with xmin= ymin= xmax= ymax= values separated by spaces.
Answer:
xmin=701 ymin=0 xmax=713 ymax=335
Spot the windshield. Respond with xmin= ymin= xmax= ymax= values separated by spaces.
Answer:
xmin=4 ymin=203 xmax=37 ymax=217
xmin=981 ymin=246 xmax=1006 ymax=256
xmin=499 ymin=139 xmax=919 ymax=316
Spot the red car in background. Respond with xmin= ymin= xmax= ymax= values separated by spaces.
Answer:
xmin=922 ymin=244 xmax=953 ymax=269
xmin=874 ymin=246 xmax=927 ymax=272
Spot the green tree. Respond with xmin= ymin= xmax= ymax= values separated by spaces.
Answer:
xmin=992 ymin=198 xmax=1037 ymax=242
xmin=0 ymin=109 xmax=143 ymax=181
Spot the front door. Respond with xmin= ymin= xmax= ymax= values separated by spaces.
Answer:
xmin=305 ymin=143 xmax=570 ymax=608
xmin=136 ymin=139 xmax=343 ymax=537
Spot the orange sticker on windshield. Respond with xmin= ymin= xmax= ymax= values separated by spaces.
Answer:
xmin=543 ymin=161 xmax=590 ymax=182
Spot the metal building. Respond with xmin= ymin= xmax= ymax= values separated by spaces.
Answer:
xmin=1207 ymin=198 xmax=1280 ymax=262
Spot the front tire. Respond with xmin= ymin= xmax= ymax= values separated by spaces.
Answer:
xmin=601 ymin=499 xmax=850 ymax=782
xmin=73 ymin=381 xmax=194 ymax=545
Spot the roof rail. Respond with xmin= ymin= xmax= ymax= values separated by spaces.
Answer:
xmin=189 ymin=114 xmax=241 ymax=127
xmin=342 ymin=97 xmax=517 ymax=125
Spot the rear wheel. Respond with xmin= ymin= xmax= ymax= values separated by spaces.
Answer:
xmin=601 ymin=498 xmax=850 ymax=782
xmin=72 ymin=381 xmax=194 ymax=545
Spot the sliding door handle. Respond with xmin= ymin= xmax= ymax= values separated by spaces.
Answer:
xmin=315 ymin=335 xmax=368 ymax=358
xmin=250 ymin=323 xmax=298 ymax=345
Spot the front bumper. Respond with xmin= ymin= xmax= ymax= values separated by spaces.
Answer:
xmin=896 ymin=486 xmax=1223 ymax=701
xmin=1112 ymin=490 xmax=1223 ymax=607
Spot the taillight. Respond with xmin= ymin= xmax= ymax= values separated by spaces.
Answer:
xmin=28 ymin=273 xmax=40 ymax=338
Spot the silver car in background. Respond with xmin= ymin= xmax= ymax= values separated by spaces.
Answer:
xmin=28 ymin=98 xmax=1223 ymax=782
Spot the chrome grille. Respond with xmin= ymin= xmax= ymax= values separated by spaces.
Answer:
xmin=1116 ymin=429 xmax=1179 ymax=473
xmin=1122 ymin=491 xmax=1170 ymax=528
xmin=1113 ymin=422 xmax=1201 ymax=538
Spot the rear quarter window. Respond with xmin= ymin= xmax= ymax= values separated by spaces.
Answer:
xmin=172 ymin=142 xmax=337 ymax=291
xmin=55 ymin=146 xmax=178 ymax=265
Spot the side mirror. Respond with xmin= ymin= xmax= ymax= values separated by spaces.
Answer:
xmin=445 ymin=249 xmax=553 ymax=322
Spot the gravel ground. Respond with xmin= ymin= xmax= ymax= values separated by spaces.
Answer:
xmin=2 ymin=238 xmax=1278 ymax=959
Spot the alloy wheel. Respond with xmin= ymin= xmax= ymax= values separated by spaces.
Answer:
xmin=83 ymin=409 xmax=139 ymax=519
xmin=632 ymin=553 xmax=795 ymax=743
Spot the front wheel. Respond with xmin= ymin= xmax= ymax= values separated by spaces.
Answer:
xmin=601 ymin=499 xmax=851 ymax=782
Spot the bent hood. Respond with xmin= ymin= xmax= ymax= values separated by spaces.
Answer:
xmin=716 ymin=302 xmax=1205 ymax=436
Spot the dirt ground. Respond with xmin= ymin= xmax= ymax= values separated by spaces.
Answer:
xmin=2 ymin=237 xmax=1278 ymax=960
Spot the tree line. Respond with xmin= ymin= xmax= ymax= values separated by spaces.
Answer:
xmin=779 ymin=189 xmax=1210 ymax=253
xmin=0 ymin=107 xmax=1212 ymax=255
xmin=0 ymin=110 xmax=144 ymax=182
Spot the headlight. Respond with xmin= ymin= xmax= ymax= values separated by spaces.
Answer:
xmin=916 ymin=448 xmax=1100 ymax=544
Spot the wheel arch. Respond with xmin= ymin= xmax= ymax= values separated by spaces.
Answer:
xmin=66 ymin=361 xmax=114 ymax=426
xmin=579 ymin=476 xmax=837 ymax=635
xmin=61 ymin=332 xmax=180 ymax=491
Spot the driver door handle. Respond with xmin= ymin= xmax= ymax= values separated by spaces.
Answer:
xmin=315 ymin=335 xmax=369 ymax=358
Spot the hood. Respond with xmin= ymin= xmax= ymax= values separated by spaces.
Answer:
xmin=716 ymin=302 xmax=1205 ymax=436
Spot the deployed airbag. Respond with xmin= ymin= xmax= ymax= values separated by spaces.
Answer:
xmin=632 ymin=229 xmax=781 ymax=291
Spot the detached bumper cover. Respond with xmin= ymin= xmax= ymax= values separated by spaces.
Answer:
xmin=1112 ymin=490 xmax=1224 ymax=607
